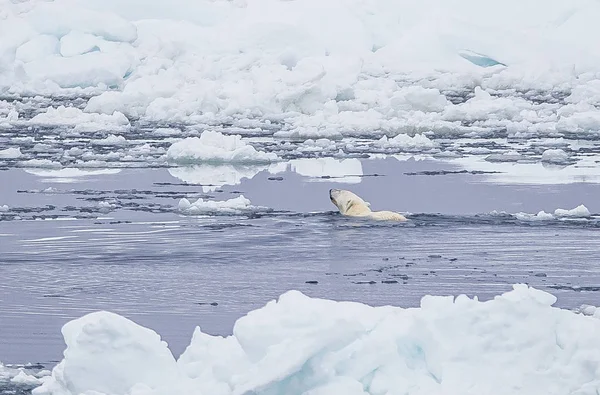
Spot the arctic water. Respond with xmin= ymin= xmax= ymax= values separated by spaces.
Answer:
xmin=3 ymin=0 xmax=600 ymax=393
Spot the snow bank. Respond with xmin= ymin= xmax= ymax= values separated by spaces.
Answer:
xmin=4 ymin=0 xmax=600 ymax=137
xmin=33 ymin=285 xmax=600 ymax=395
xmin=0 ymin=205 xmax=9 ymax=212
xmin=178 ymin=195 xmax=255 ymax=215
xmin=166 ymin=131 xmax=279 ymax=165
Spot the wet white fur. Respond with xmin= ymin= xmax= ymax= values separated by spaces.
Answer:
xmin=329 ymin=189 xmax=407 ymax=221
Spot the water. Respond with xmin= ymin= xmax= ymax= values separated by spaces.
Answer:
xmin=2 ymin=98 xmax=600 ymax=393
xmin=2 ymin=156 xmax=600 ymax=374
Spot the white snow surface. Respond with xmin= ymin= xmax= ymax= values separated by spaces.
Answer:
xmin=3 ymin=0 xmax=600 ymax=136
xmin=32 ymin=284 xmax=600 ymax=395
xmin=28 ymin=106 xmax=130 ymax=132
xmin=0 ymin=147 xmax=22 ymax=159
xmin=514 ymin=204 xmax=591 ymax=221
xmin=0 ymin=363 xmax=49 ymax=386
xmin=166 ymin=131 xmax=279 ymax=164
xmin=541 ymin=149 xmax=570 ymax=164
xmin=375 ymin=133 xmax=436 ymax=150
xmin=178 ymin=195 xmax=255 ymax=215
xmin=554 ymin=204 xmax=591 ymax=218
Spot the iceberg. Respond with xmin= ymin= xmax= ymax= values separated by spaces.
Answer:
xmin=33 ymin=285 xmax=600 ymax=395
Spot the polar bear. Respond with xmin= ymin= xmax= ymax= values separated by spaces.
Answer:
xmin=329 ymin=189 xmax=407 ymax=221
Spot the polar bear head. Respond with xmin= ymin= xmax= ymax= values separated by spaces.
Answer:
xmin=329 ymin=188 xmax=371 ymax=216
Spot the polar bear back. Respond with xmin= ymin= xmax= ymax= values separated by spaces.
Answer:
xmin=368 ymin=210 xmax=407 ymax=221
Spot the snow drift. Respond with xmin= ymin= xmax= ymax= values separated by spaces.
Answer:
xmin=33 ymin=284 xmax=600 ymax=395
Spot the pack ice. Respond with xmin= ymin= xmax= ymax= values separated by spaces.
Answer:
xmin=3 ymin=0 xmax=600 ymax=138
xmin=33 ymin=285 xmax=600 ymax=395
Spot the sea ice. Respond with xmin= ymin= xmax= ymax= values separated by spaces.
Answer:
xmin=91 ymin=134 xmax=128 ymax=146
xmin=0 ymin=147 xmax=22 ymax=159
xmin=541 ymin=148 xmax=570 ymax=164
xmin=178 ymin=195 xmax=255 ymax=215
xmin=0 ymin=205 xmax=9 ymax=212
xmin=0 ymin=363 xmax=48 ymax=387
xmin=29 ymin=106 xmax=130 ymax=131
xmin=19 ymin=159 xmax=62 ymax=169
xmin=514 ymin=210 xmax=555 ymax=221
xmin=10 ymin=371 xmax=42 ymax=386
xmin=166 ymin=131 xmax=279 ymax=165
xmin=32 ymin=285 xmax=600 ymax=395
xmin=514 ymin=204 xmax=591 ymax=221
xmin=15 ymin=34 xmax=60 ymax=63
xmin=3 ymin=0 xmax=600 ymax=138
xmin=554 ymin=204 xmax=591 ymax=218
xmin=375 ymin=133 xmax=436 ymax=150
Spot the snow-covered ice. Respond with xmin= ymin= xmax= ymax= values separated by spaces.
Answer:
xmin=18 ymin=159 xmax=63 ymax=169
xmin=514 ymin=210 xmax=556 ymax=222
xmin=0 ymin=147 xmax=22 ymax=159
xmin=91 ymin=134 xmax=128 ymax=146
xmin=0 ymin=362 xmax=49 ymax=387
xmin=28 ymin=106 xmax=130 ymax=132
xmin=0 ymin=205 xmax=9 ymax=212
xmin=10 ymin=370 xmax=42 ymax=386
xmin=554 ymin=204 xmax=591 ymax=218
xmin=32 ymin=285 xmax=600 ymax=395
xmin=541 ymin=149 xmax=570 ymax=164
xmin=178 ymin=195 xmax=256 ymax=215
xmin=375 ymin=133 xmax=436 ymax=150
xmin=2 ymin=0 xmax=600 ymax=138
xmin=166 ymin=131 xmax=279 ymax=165
xmin=514 ymin=204 xmax=591 ymax=221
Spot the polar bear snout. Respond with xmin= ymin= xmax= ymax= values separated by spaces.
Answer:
xmin=329 ymin=189 xmax=341 ymax=204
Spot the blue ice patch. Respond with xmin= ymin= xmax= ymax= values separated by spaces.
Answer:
xmin=458 ymin=49 xmax=507 ymax=68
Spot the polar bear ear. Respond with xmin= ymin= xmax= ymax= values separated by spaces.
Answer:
xmin=364 ymin=201 xmax=371 ymax=207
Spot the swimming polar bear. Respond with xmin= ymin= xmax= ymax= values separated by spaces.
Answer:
xmin=329 ymin=189 xmax=407 ymax=221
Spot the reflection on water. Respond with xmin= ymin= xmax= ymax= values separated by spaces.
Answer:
xmin=450 ymin=154 xmax=600 ymax=185
xmin=288 ymin=158 xmax=363 ymax=184
xmin=167 ymin=157 xmax=364 ymax=193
